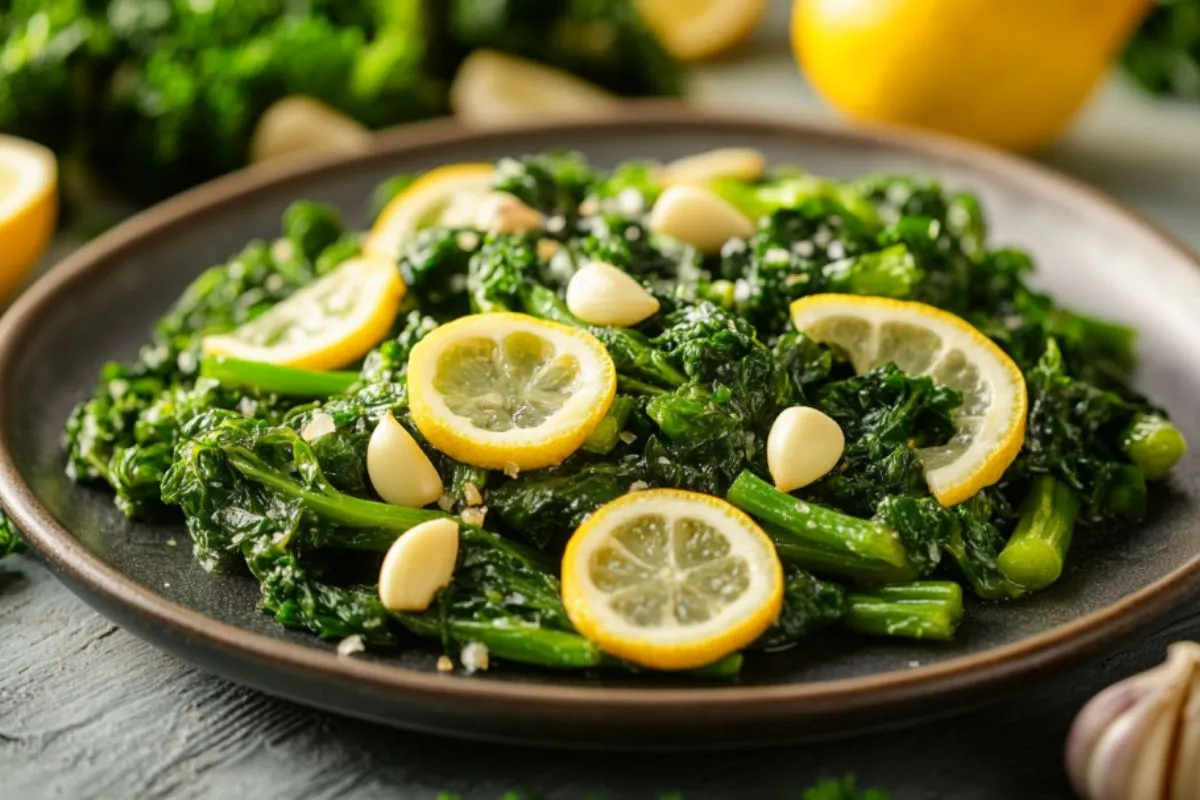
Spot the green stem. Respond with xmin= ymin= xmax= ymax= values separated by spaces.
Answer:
xmin=764 ymin=525 xmax=918 ymax=583
xmin=1122 ymin=414 xmax=1187 ymax=481
xmin=843 ymin=581 xmax=964 ymax=641
xmin=201 ymin=355 xmax=358 ymax=397
xmin=727 ymin=471 xmax=915 ymax=575
xmin=583 ymin=395 xmax=636 ymax=455
xmin=226 ymin=446 xmax=443 ymax=531
xmin=997 ymin=476 xmax=1079 ymax=591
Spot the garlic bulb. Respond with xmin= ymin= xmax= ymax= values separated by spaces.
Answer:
xmin=1066 ymin=641 xmax=1200 ymax=800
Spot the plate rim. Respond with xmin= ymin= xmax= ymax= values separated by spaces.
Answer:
xmin=4 ymin=103 xmax=1200 ymax=723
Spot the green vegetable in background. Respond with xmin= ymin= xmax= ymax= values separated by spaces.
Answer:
xmin=1125 ymin=0 xmax=1200 ymax=99
xmin=0 ymin=1 xmax=683 ymax=204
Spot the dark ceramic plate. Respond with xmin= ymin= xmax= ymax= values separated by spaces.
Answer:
xmin=4 ymin=108 xmax=1200 ymax=749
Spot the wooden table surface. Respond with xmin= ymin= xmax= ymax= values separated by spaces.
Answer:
xmin=4 ymin=19 xmax=1200 ymax=799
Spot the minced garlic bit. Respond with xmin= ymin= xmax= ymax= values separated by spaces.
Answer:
xmin=300 ymin=412 xmax=336 ymax=442
xmin=436 ymin=655 xmax=454 ymax=673
xmin=463 ymin=482 xmax=483 ymax=507
xmin=461 ymin=642 xmax=490 ymax=674
xmin=628 ymin=480 xmax=649 ymax=493
xmin=618 ymin=431 xmax=637 ymax=445
xmin=503 ymin=461 xmax=521 ymax=479
xmin=336 ymin=634 xmax=366 ymax=658
xmin=437 ymin=493 xmax=455 ymax=512
xmin=460 ymin=505 xmax=487 ymax=527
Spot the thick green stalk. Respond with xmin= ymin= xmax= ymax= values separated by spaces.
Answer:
xmin=764 ymin=525 xmax=918 ymax=583
xmin=398 ymin=614 xmax=604 ymax=669
xmin=1122 ymin=414 xmax=1187 ymax=480
xmin=727 ymin=471 xmax=915 ymax=577
xmin=226 ymin=446 xmax=443 ymax=531
xmin=843 ymin=581 xmax=964 ymax=641
xmin=997 ymin=476 xmax=1080 ymax=591
xmin=583 ymin=395 xmax=636 ymax=455
xmin=201 ymin=355 xmax=358 ymax=397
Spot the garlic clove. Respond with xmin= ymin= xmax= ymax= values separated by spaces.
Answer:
xmin=367 ymin=411 xmax=444 ymax=508
xmin=647 ymin=185 xmax=754 ymax=255
xmin=565 ymin=261 xmax=660 ymax=327
xmin=1066 ymin=641 xmax=1200 ymax=800
xmin=767 ymin=406 xmax=845 ymax=493
xmin=657 ymin=148 xmax=767 ymax=187
xmin=472 ymin=191 xmax=545 ymax=235
xmin=250 ymin=96 xmax=371 ymax=164
xmin=378 ymin=518 xmax=460 ymax=612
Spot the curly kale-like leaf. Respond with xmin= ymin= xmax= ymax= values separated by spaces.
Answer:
xmin=753 ymin=566 xmax=846 ymax=650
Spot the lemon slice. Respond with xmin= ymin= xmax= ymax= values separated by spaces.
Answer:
xmin=562 ymin=489 xmax=783 ymax=670
xmin=790 ymin=294 xmax=1027 ymax=506
xmin=450 ymin=50 xmax=617 ymax=127
xmin=636 ymin=0 xmax=770 ymax=62
xmin=201 ymin=255 xmax=404 ymax=370
xmin=366 ymin=163 xmax=494 ymax=262
xmin=407 ymin=313 xmax=617 ymax=471
xmin=0 ymin=135 xmax=57 ymax=301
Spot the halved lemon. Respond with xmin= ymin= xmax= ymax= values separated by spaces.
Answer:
xmin=0 ymin=135 xmax=57 ymax=302
xmin=407 ymin=313 xmax=617 ymax=471
xmin=636 ymin=0 xmax=770 ymax=62
xmin=790 ymin=294 xmax=1027 ymax=507
xmin=365 ymin=162 xmax=494 ymax=262
xmin=562 ymin=489 xmax=783 ymax=670
xmin=450 ymin=50 xmax=617 ymax=127
xmin=201 ymin=255 xmax=404 ymax=370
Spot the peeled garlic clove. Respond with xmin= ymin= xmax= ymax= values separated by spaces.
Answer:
xmin=368 ymin=412 xmax=444 ymax=508
xmin=250 ymin=96 xmax=371 ymax=164
xmin=450 ymin=49 xmax=616 ymax=127
xmin=378 ymin=518 xmax=460 ymax=612
xmin=473 ymin=191 xmax=545 ymax=234
xmin=657 ymin=148 xmax=767 ymax=187
xmin=565 ymin=261 xmax=660 ymax=327
xmin=648 ymin=185 xmax=754 ymax=254
xmin=767 ymin=406 xmax=844 ymax=493
xmin=1067 ymin=641 xmax=1200 ymax=800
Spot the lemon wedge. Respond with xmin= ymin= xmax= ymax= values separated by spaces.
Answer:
xmin=790 ymin=294 xmax=1027 ymax=506
xmin=0 ymin=135 xmax=57 ymax=301
xmin=636 ymin=0 xmax=770 ymax=62
xmin=201 ymin=255 xmax=404 ymax=370
xmin=407 ymin=313 xmax=617 ymax=471
xmin=450 ymin=50 xmax=617 ymax=127
xmin=365 ymin=163 xmax=495 ymax=262
xmin=562 ymin=489 xmax=783 ymax=670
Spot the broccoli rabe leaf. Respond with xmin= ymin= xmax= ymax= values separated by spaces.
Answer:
xmin=0 ymin=509 xmax=24 ymax=559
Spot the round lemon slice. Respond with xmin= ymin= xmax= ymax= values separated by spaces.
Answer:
xmin=636 ymin=0 xmax=770 ymax=62
xmin=562 ymin=489 xmax=783 ymax=670
xmin=201 ymin=254 xmax=404 ymax=370
xmin=0 ymin=135 xmax=57 ymax=301
xmin=790 ymin=294 xmax=1027 ymax=507
xmin=407 ymin=313 xmax=617 ymax=471
xmin=365 ymin=163 xmax=494 ymax=261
